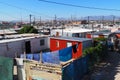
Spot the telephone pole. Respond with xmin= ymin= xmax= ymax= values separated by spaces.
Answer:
xmin=54 ymin=15 xmax=57 ymax=27
xmin=29 ymin=14 xmax=32 ymax=26
xmin=88 ymin=16 xmax=90 ymax=27
xmin=102 ymin=16 xmax=104 ymax=26
xmin=113 ymin=16 xmax=115 ymax=25
xmin=39 ymin=16 xmax=41 ymax=26
xmin=33 ymin=16 xmax=36 ymax=25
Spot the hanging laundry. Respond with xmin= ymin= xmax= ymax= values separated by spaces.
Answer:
xmin=42 ymin=51 xmax=60 ymax=64
xmin=72 ymin=44 xmax=78 ymax=53
xmin=59 ymin=46 xmax=72 ymax=62
xmin=26 ymin=54 xmax=33 ymax=60
xmin=33 ymin=54 xmax=40 ymax=61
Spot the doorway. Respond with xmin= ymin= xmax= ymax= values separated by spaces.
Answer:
xmin=25 ymin=41 xmax=31 ymax=53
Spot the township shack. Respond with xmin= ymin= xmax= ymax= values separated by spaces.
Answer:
xmin=86 ymin=30 xmax=111 ymax=39
xmin=50 ymin=28 xmax=93 ymax=38
xmin=0 ymin=35 xmax=49 ymax=58
xmin=50 ymin=37 xmax=92 ymax=59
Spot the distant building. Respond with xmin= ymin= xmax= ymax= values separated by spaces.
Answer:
xmin=50 ymin=27 xmax=94 ymax=38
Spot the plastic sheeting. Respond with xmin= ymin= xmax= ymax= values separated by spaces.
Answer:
xmin=62 ymin=63 xmax=75 ymax=80
xmin=62 ymin=55 xmax=89 ymax=80
xmin=20 ymin=46 xmax=73 ymax=63
xmin=20 ymin=54 xmax=25 ymax=59
xmin=42 ymin=51 xmax=60 ymax=64
xmin=59 ymin=46 xmax=72 ymax=62
xmin=0 ymin=56 xmax=13 ymax=80
xmin=26 ymin=54 xmax=33 ymax=60
xmin=33 ymin=54 xmax=40 ymax=61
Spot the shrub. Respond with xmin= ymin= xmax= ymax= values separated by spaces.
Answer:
xmin=19 ymin=25 xmax=38 ymax=34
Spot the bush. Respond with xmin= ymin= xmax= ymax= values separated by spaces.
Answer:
xmin=19 ymin=25 xmax=38 ymax=34
xmin=83 ymin=37 xmax=108 ymax=70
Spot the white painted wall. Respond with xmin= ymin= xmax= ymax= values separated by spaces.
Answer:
xmin=30 ymin=37 xmax=49 ymax=53
xmin=0 ymin=37 xmax=49 ymax=58
xmin=0 ymin=41 xmax=24 ymax=58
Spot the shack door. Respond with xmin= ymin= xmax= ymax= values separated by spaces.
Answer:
xmin=25 ymin=41 xmax=31 ymax=53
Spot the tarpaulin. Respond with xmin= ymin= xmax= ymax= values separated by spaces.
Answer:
xmin=20 ymin=54 xmax=25 ymax=59
xmin=33 ymin=54 xmax=40 ymax=61
xmin=73 ymin=59 xmax=83 ymax=80
xmin=62 ymin=55 xmax=89 ymax=80
xmin=26 ymin=54 xmax=33 ymax=60
xmin=59 ymin=46 xmax=72 ymax=62
xmin=0 ymin=56 xmax=13 ymax=80
xmin=42 ymin=51 xmax=60 ymax=64
xmin=82 ymin=56 xmax=88 ymax=74
xmin=62 ymin=62 xmax=75 ymax=80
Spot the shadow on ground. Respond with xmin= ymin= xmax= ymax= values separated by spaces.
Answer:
xmin=82 ymin=51 xmax=120 ymax=80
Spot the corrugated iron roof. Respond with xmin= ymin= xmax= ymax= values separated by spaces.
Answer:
xmin=50 ymin=36 xmax=92 ymax=42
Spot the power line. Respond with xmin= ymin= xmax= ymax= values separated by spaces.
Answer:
xmin=0 ymin=11 xmax=19 ymax=20
xmin=0 ymin=1 xmax=54 ymax=19
xmin=38 ymin=0 xmax=120 ymax=12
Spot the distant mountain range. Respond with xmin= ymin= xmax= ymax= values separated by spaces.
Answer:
xmin=1 ymin=15 xmax=120 ymax=22
xmin=81 ymin=15 xmax=120 ymax=21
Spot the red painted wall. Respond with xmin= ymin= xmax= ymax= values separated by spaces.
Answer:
xmin=50 ymin=38 xmax=82 ymax=59
xmin=86 ymin=34 xmax=92 ymax=38
xmin=50 ymin=39 xmax=67 ymax=51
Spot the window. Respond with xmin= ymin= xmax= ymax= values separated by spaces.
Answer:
xmin=67 ymin=42 xmax=72 ymax=47
xmin=56 ymin=41 xmax=59 ymax=47
xmin=40 ymin=39 xmax=45 ymax=46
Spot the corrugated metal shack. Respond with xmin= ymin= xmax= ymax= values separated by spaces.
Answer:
xmin=0 ymin=34 xmax=49 ymax=58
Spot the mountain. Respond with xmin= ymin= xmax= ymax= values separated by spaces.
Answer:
xmin=81 ymin=15 xmax=120 ymax=21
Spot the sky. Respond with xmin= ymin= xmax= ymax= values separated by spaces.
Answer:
xmin=0 ymin=0 xmax=120 ymax=21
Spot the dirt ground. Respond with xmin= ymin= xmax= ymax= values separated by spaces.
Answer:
xmin=82 ymin=51 xmax=120 ymax=80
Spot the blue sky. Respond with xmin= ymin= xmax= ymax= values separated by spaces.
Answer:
xmin=0 ymin=0 xmax=120 ymax=21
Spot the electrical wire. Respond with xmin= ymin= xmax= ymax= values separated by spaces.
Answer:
xmin=0 ymin=1 xmax=54 ymax=19
xmin=38 ymin=0 xmax=120 ymax=12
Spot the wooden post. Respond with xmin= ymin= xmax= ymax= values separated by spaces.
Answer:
xmin=15 ymin=52 xmax=17 ymax=58
xmin=24 ymin=51 xmax=26 ymax=59
xmin=40 ymin=51 xmax=42 ymax=63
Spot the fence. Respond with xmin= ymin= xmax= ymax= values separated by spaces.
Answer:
xmin=0 ymin=56 xmax=13 ymax=80
xmin=62 ymin=55 xmax=89 ymax=80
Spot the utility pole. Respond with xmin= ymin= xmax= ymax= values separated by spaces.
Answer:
xmin=33 ymin=16 xmax=36 ymax=25
xmin=21 ymin=14 xmax=23 ymax=26
xmin=54 ymin=15 xmax=57 ymax=27
xmin=102 ymin=16 xmax=104 ymax=25
xmin=39 ymin=16 xmax=41 ymax=26
xmin=113 ymin=16 xmax=115 ymax=25
xmin=71 ymin=15 xmax=73 ymax=28
xmin=88 ymin=16 xmax=90 ymax=27
xmin=62 ymin=21 xmax=64 ymax=36
xmin=29 ymin=14 xmax=32 ymax=26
